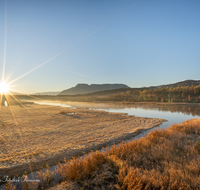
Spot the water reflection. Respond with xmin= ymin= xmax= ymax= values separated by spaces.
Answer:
xmin=33 ymin=101 xmax=72 ymax=108
xmin=31 ymin=101 xmax=200 ymax=128
xmin=58 ymin=102 xmax=200 ymax=144
xmin=63 ymin=102 xmax=200 ymax=117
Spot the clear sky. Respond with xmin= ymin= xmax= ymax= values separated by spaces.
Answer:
xmin=0 ymin=0 xmax=200 ymax=94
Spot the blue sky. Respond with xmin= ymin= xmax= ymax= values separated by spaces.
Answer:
xmin=0 ymin=0 xmax=200 ymax=93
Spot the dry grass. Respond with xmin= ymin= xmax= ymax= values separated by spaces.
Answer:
xmin=45 ymin=118 xmax=200 ymax=190
xmin=0 ymin=104 xmax=164 ymax=179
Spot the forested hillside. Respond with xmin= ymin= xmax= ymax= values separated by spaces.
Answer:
xmin=18 ymin=85 xmax=200 ymax=103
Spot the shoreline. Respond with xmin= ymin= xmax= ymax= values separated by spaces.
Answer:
xmin=0 ymin=103 xmax=166 ymax=181
xmin=27 ymin=99 xmax=200 ymax=106
xmin=0 ymin=123 xmax=164 ymax=184
xmin=48 ymin=118 xmax=200 ymax=190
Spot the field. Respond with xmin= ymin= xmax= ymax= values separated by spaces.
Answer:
xmin=46 ymin=118 xmax=200 ymax=190
xmin=0 ymin=104 xmax=165 ymax=179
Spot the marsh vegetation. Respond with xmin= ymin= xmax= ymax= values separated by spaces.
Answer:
xmin=0 ymin=104 xmax=164 ymax=180
xmin=45 ymin=118 xmax=200 ymax=190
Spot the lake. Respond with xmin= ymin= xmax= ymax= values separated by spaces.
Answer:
xmin=32 ymin=101 xmax=200 ymax=139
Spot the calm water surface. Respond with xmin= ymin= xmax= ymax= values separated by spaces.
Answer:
xmin=33 ymin=101 xmax=200 ymax=138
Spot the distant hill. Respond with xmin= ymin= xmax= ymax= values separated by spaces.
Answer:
xmin=9 ymin=91 xmax=24 ymax=95
xmin=152 ymin=80 xmax=200 ymax=89
xmin=59 ymin=83 xmax=130 ymax=95
xmin=33 ymin=91 xmax=61 ymax=96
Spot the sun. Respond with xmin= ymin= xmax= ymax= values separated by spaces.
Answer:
xmin=0 ymin=81 xmax=10 ymax=95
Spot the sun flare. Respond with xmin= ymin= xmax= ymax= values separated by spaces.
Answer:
xmin=0 ymin=82 xmax=10 ymax=94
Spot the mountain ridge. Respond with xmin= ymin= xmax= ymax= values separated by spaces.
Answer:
xmin=59 ymin=80 xmax=200 ymax=97
xmin=157 ymin=79 xmax=200 ymax=88
xmin=59 ymin=83 xmax=130 ymax=95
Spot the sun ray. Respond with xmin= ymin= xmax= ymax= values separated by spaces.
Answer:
xmin=7 ymin=92 xmax=42 ymax=119
xmin=7 ymin=93 xmax=40 ymax=175
xmin=5 ymin=98 xmax=30 ymax=156
xmin=2 ymin=0 xmax=7 ymax=83
xmin=16 ymin=91 xmax=44 ymax=102
xmin=7 ymin=48 xmax=67 ymax=85
xmin=0 ymin=94 xmax=3 ymax=107
xmin=7 ymin=92 xmax=26 ymax=107
xmin=5 ymin=43 xmax=32 ymax=84
xmin=4 ymin=94 xmax=38 ymax=175
xmin=8 ymin=29 xmax=99 ymax=85
xmin=4 ymin=94 xmax=19 ymax=126
xmin=7 ymin=18 xmax=114 ymax=86
xmin=0 ymin=85 xmax=39 ymax=176
xmin=6 ymin=0 xmax=138 ymax=87
xmin=5 ymin=55 xmax=26 ymax=84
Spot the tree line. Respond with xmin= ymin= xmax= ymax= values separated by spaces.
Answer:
xmin=18 ymin=85 xmax=200 ymax=103
xmin=99 ymin=85 xmax=200 ymax=103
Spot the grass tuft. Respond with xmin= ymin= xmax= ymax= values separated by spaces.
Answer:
xmin=50 ymin=118 xmax=200 ymax=189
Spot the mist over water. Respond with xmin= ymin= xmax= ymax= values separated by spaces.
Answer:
xmin=53 ymin=101 xmax=200 ymax=143
xmin=32 ymin=101 xmax=200 ymax=131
